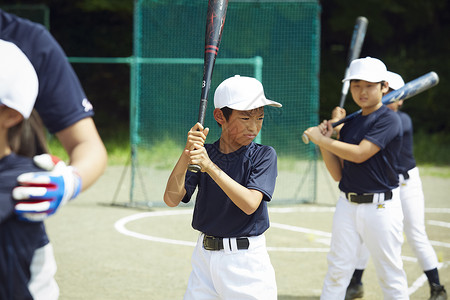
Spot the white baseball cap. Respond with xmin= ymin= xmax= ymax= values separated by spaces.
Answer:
xmin=342 ymin=57 xmax=388 ymax=83
xmin=386 ymin=71 xmax=405 ymax=90
xmin=0 ymin=40 xmax=39 ymax=119
xmin=214 ymin=75 xmax=282 ymax=110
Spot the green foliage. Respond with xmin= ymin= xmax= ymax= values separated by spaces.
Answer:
xmin=4 ymin=1 xmax=449 ymax=166
xmin=75 ymin=0 xmax=133 ymax=13
xmin=320 ymin=0 xmax=450 ymax=133
xmin=413 ymin=131 xmax=450 ymax=166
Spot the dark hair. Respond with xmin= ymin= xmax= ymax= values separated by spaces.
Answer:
xmin=9 ymin=109 xmax=48 ymax=157
xmin=221 ymin=107 xmax=233 ymax=120
xmin=216 ymin=106 xmax=233 ymax=127
xmin=216 ymin=106 xmax=265 ymax=127
xmin=350 ymin=79 xmax=388 ymax=88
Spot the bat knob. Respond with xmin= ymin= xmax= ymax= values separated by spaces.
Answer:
xmin=302 ymin=134 xmax=310 ymax=144
xmin=188 ymin=164 xmax=202 ymax=173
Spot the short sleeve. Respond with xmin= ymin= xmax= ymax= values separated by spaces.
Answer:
xmin=365 ymin=110 xmax=402 ymax=150
xmin=31 ymin=29 xmax=94 ymax=133
xmin=246 ymin=146 xmax=278 ymax=201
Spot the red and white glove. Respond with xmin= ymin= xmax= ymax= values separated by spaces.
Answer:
xmin=13 ymin=154 xmax=82 ymax=222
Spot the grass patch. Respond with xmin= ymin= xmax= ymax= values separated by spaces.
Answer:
xmin=47 ymin=137 xmax=70 ymax=162
xmin=416 ymin=164 xmax=450 ymax=178
xmin=47 ymin=136 xmax=131 ymax=166
xmin=47 ymin=129 xmax=182 ymax=167
xmin=46 ymin=126 xmax=131 ymax=165
xmin=46 ymin=128 xmax=450 ymax=177
xmin=134 ymin=137 xmax=183 ymax=169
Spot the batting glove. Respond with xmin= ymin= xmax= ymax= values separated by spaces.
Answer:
xmin=13 ymin=154 xmax=82 ymax=222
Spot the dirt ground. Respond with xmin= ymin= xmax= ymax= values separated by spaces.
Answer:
xmin=45 ymin=162 xmax=450 ymax=299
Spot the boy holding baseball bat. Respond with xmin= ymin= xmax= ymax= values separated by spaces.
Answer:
xmin=345 ymin=71 xmax=447 ymax=300
xmin=164 ymin=75 xmax=282 ymax=299
xmin=303 ymin=57 xmax=409 ymax=299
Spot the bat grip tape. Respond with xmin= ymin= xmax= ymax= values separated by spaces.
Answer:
xmin=188 ymin=98 xmax=209 ymax=172
xmin=197 ymin=98 xmax=208 ymax=126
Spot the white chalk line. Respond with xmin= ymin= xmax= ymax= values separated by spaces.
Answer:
xmin=114 ymin=210 xmax=196 ymax=247
xmin=114 ymin=207 xmax=450 ymax=296
xmin=428 ymin=220 xmax=450 ymax=228
xmin=113 ymin=209 xmax=331 ymax=252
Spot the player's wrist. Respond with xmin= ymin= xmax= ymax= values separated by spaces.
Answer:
xmin=330 ymin=117 xmax=341 ymax=124
xmin=314 ymin=134 xmax=327 ymax=146
xmin=181 ymin=150 xmax=191 ymax=164
xmin=203 ymin=161 xmax=217 ymax=174
xmin=67 ymin=166 xmax=82 ymax=200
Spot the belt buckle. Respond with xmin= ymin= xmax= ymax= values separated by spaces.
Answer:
xmin=203 ymin=235 xmax=217 ymax=250
xmin=347 ymin=192 xmax=357 ymax=203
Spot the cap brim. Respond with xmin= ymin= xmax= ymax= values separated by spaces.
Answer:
xmin=343 ymin=74 xmax=386 ymax=83
xmin=228 ymin=98 xmax=282 ymax=110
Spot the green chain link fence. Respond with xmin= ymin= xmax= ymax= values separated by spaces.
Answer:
xmin=3 ymin=1 xmax=321 ymax=207
xmin=130 ymin=0 xmax=321 ymax=206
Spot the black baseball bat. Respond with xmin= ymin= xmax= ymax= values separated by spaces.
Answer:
xmin=188 ymin=0 xmax=228 ymax=173
xmin=302 ymin=71 xmax=440 ymax=144
xmin=339 ymin=16 xmax=368 ymax=108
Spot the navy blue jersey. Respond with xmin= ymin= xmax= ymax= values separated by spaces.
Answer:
xmin=339 ymin=105 xmax=402 ymax=194
xmin=397 ymin=111 xmax=416 ymax=174
xmin=0 ymin=9 xmax=94 ymax=134
xmin=182 ymin=141 xmax=278 ymax=238
xmin=0 ymin=154 xmax=49 ymax=300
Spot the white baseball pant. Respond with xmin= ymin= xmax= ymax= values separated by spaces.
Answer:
xmin=400 ymin=167 xmax=439 ymax=271
xmin=354 ymin=167 xmax=439 ymax=272
xmin=184 ymin=233 xmax=277 ymax=300
xmin=28 ymin=243 xmax=59 ymax=300
xmin=321 ymin=188 xmax=409 ymax=300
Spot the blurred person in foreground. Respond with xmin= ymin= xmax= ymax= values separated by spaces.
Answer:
xmin=0 ymin=39 xmax=60 ymax=300
xmin=0 ymin=8 xmax=107 ymax=221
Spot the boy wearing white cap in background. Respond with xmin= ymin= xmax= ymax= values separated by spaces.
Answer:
xmin=304 ymin=57 xmax=409 ymax=299
xmin=345 ymin=71 xmax=447 ymax=300
xmin=164 ymin=75 xmax=282 ymax=299
xmin=0 ymin=40 xmax=59 ymax=299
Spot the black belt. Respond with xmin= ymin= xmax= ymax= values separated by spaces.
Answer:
xmin=401 ymin=171 xmax=410 ymax=180
xmin=203 ymin=235 xmax=250 ymax=251
xmin=345 ymin=191 xmax=393 ymax=204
